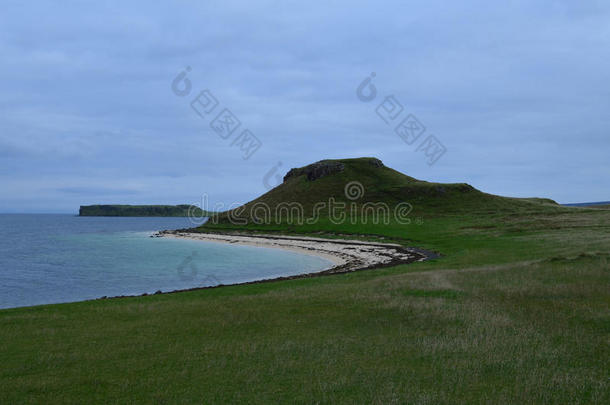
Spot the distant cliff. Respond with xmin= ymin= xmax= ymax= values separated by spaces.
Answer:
xmin=79 ymin=205 xmax=211 ymax=217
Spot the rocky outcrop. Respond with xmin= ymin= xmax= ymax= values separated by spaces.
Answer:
xmin=283 ymin=160 xmax=346 ymax=182
xmin=283 ymin=158 xmax=385 ymax=182
xmin=367 ymin=158 xmax=384 ymax=168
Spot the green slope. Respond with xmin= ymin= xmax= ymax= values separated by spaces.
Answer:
xmin=202 ymin=157 xmax=562 ymax=230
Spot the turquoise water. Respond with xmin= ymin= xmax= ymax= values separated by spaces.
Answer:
xmin=0 ymin=214 xmax=332 ymax=309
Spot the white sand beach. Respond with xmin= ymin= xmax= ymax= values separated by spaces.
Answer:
xmin=160 ymin=231 xmax=428 ymax=276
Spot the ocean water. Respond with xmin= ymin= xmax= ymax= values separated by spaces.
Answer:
xmin=0 ymin=214 xmax=332 ymax=309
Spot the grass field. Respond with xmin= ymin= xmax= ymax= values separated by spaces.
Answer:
xmin=1 ymin=160 xmax=608 ymax=404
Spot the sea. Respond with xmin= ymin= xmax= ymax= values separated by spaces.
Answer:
xmin=0 ymin=214 xmax=332 ymax=309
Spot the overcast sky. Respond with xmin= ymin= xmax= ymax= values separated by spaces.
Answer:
xmin=1 ymin=0 xmax=609 ymax=213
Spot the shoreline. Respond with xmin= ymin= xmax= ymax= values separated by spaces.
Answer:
xmin=143 ymin=231 xmax=433 ymax=290
xmin=97 ymin=231 xmax=435 ymax=301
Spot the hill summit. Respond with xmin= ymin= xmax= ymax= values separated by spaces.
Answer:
xmin=283 ymin=158 xmax=384 ymax=182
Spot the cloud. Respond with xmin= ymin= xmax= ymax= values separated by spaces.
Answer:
xmin=0 ymin=0 xmax=609 ymax=212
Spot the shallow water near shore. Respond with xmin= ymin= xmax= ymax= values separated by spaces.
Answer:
xmin=0 ymin=214 xmax=333 ymax=309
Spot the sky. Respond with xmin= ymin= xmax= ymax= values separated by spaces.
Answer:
xmin=1 ymin=0 xmax=609 ymax=213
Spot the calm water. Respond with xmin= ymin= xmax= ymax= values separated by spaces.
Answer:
xmin=0 ymin=214 xmax=332 ymax=309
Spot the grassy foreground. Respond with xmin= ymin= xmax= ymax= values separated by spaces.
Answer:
xmin=1 ymin=207 xmax=609 ymax=403
xmin=1 ymin=159 xmax=609 ymax=403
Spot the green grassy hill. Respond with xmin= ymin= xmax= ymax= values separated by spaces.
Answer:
xmin=202 ymin=157 xmax=563 ymax=233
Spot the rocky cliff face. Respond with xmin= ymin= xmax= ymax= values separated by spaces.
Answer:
xmin=283 ymin=158 xmax=384 ymax=182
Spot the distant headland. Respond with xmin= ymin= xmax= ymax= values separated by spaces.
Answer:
xmin=79 ymin=204 xmax=211 ymax=217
